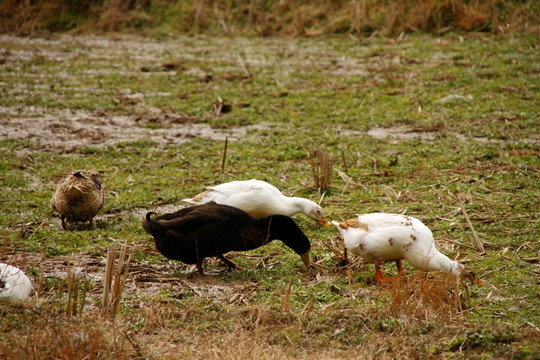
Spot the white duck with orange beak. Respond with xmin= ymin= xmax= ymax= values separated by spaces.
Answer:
xmin=183 ymin=179 xmax=329 ymax=227
xmin=333 ymin=213 xmax=483 ymax=286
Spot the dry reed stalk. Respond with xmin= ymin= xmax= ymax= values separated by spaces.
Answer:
xmin=491 ymin=0 xmax=499 ymax=33
xmin=459 ymin=199 xmax=485 ymax=253
xmin=336 ymin=169 xmax=353 ymax=194
xmin=221 ymin=136 xmax=228 ymax=174
xmin=340 ymin=150 xmax=349 ymax=173
xmin=112 ymin=245 xmax=133 ymax=316
xmin=28 ymin=219 xmax=46 ymax=240
xmin=194 ymin=0 xmax=206 ymax=30
xmin=282 ymin=279 xmax=293 ymax=312
xmin=72 ymin=279 xmax=79 ymax=317
xmin=309 ymin=148 xmax=333 ymax=192
xmin=102 ymin=246 xmax=115 ymax=315
xmin=347 ymin=269 xmax=354 ymax=307
xmin=384 ymin=2 xmax=398 ymax=35
xmin=66 ymin=264 xmax=73 ymax=317
xmin=237 ymin=52 xmax=252 ymax=78
xmin=376 ymin=58 xmax=395 ymax=86
xmin=80 ymin=278 xmax=89 ymax=314
xmin=101 ymin=243 xmax=133 ymax=317
xmin=1 ymin=233 xmax=8 ymax=257
xmin=65 ymin=263 xmax=87 ymax=317
xmin=37 ymin=268 xmax=44 ymax=298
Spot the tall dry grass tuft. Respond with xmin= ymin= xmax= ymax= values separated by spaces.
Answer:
xmin=0 ymin=308 xmax=140 ymax=359
xmin=309 ymin=148 xmax=333 ymax=193
xmin=376 ymin=272 xmax=470 ymax=322
xmin=65 ymin=263 xmax=89 ymax=317
xmin=0 ymin=0 xmax=537 ymax=36
xmin=101 ymin=243 xmax=133 ymax=318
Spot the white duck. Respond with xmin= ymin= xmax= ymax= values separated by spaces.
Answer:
xmin=0 ymin=263 xmax=32 ymax=301
xmin=332 ymin=213 xmax=483 ymax=285
xmin=183 ymin=179 xmax=329 ymax=227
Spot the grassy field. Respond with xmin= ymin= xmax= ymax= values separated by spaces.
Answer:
xmin=0 ymin=31 xmax=539 ymax=359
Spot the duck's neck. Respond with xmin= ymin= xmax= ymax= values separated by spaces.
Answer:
xmin=429 ymin=250 xmax=463 ymax=277
xmin=254 ymin=215 xmax=310 ymax=256
xmin=253 ymin=217 xmax=277 ymax=243
xmin=283 ymin=197 xmax=314 ymax=218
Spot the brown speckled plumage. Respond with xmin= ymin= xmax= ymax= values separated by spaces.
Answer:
xmin=50 ymin=170 xmax=107 ymax=230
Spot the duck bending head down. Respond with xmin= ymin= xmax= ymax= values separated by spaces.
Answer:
xmin=142 ymin=202 xmax=312 ymax=275
xmin=333 ymin=213 xmax=484 ymax=286
xmin=182 ymin=179 xmax=329 ymax=227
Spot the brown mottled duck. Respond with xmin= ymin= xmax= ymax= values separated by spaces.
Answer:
xmin=51 ymin=170 xmax=107 ymax=230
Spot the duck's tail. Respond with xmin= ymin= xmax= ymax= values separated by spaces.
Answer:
xmin=141 ymin=212 xmax=157 ymax=235
xmin=331 ymin=220 xmax=345 ymax=235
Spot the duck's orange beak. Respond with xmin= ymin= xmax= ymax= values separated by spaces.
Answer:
xmin=318 ymin=218 xmax=330 ymax=228
xmin=476 ymin=279 xmax=484 ymax=287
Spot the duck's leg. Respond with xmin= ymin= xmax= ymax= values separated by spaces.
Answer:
xmin=218 ymin=255 xmax=241 ymax=270
xmin=374 ymin=262 xmax=392 ymax=283
xmin=396 ymin=260 xmax=405 ymax=277
xmin=88 ymin=217 xmax=94 ymax=229
xmin=196 ymin=261 xmax=205 ymax=275
xmin=60 ymin=215 xmax=67 ymax=230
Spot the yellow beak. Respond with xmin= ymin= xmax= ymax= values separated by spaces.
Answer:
xmin=300 ymin=252 xmax=311 ymax=268
xmin=317 ymin=218 xmax=330 ymax=228
xmin=477 ymin=279 xmax=484 ymax=287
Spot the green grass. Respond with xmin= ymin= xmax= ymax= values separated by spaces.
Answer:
xmin=0 ymin=32 xmax=539 ymax=359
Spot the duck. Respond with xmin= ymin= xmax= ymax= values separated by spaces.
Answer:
xmin=332 ymin=213 xmax=483 ymax=286
xmin=0 ymin=263 xmax=32 ymax=301
xmin=50 ymin=170 xmax=107 ymax=230
xmin=141 ymin=202 xmax=312 ymax=275
xmin=182 ymin=179 xmax=329 ymax=227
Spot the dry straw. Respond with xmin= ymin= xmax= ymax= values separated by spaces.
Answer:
xmin=101 ymin=242 xmax=133 ymax=318
xmin=309 ymin=148 xmax=333 ymax=193
xmin=65 ymin=262 xmax=89 ymax=317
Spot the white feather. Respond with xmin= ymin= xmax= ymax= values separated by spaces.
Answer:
xmin=183 ymin=179 xmax=328 ymax=224
xmin=0 ymin=263 xmax=32 ymax=301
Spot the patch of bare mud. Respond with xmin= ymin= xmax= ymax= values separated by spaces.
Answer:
xmin=347 ymin=125 xmax=538 ymax=145
xmin=367 ymin=126 xmax=437 ymax=141
xmin=1 ymin=111 xmax=269 ymax=152
xmin=3 ymin=233 xmax=262 ymax=310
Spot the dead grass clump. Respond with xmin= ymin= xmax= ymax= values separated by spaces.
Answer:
xmin=309 ymin=148 xmax=333 ymax=193
xmin=376 ymin=272 xmax=468 ymax=321
xmin=97 ymin=0 xmax=152 ymax=32
xmin=101 ymin=243 xmax=133 ymax=318
xmin=0 ymin=311 xmax=138 ymax=360
xmin=1 ymin=0 xmax=537 ymax=36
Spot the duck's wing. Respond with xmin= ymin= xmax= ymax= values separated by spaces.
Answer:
xmin=360 ymin=222 xmax=437 ymax=264
xmin=210 ymin=180 xmax=281 ymax=197
xmin=356 ymin=213 xmax=421 ymax=229
xmin=182 ymin=181 xmax=263 ymax=204
xmin=153 ymin=203 xmax=249 ymax=234
xmin=87 ymin=172 xmax=104 ymax=190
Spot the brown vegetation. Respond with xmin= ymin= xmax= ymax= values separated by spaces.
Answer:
xmin=0 ymin=0 xmax=538 ymax=36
